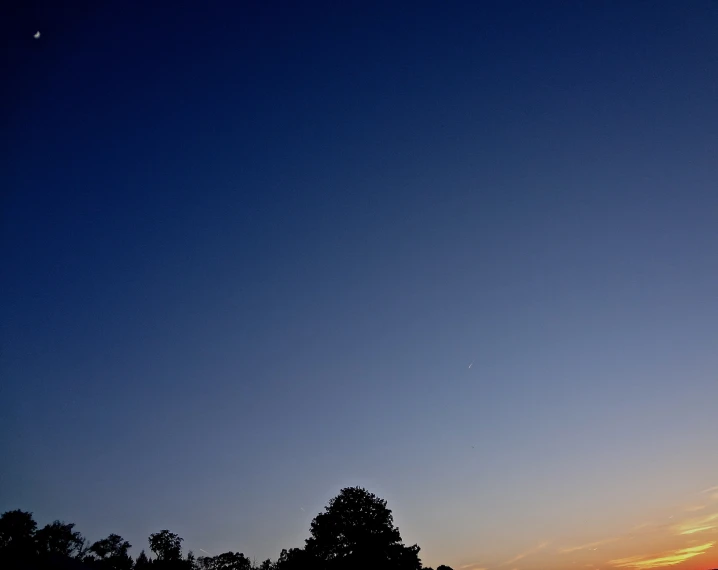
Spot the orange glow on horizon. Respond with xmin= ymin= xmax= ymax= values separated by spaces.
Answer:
xmin=452 ymin=484 xmax=718 ymax=570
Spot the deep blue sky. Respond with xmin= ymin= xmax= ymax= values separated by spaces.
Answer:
xmin=2 ymin=2 xmax=718 ymax=568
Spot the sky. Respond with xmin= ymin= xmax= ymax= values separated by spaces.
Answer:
xmin=1 ymin=1 xmax=717 ymax=569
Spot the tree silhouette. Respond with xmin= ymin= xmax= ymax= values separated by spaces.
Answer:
xmin=0 ymin=510 xmax=38 ymax=569
xmin=149 ymin=530 xmax=183 ymax=562
xmin=0 ymin=509 xmax=37 ymax=556
xmin=274 ymin=547 xmax=312 ymax=570
xmin=198 ymin=551 xmax=252 ymax=570
xmin=36 ymin=520 xmax=85 ymax=559
xmin=437 ymin=566 xmax=454 ymax=570
xmin=304 ymin=486 xmax=422 ymax=570
xmin=1 ymin=487 xmax=441 ymax=570
xmin=136 ymin=550 xmax=151 ymax=570
xmin=87 ymin=533 xmax=133 ymax=570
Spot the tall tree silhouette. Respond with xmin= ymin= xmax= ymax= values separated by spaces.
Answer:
xmin=149 ymin=530 xmax=183 ymax=562
xmin=304 ymin=486 xmax=422 ymax=570
xmin=0 ymin=510 xmax=38 ymax=569
xmin=135 ymin=550 xmax=151 ymax=570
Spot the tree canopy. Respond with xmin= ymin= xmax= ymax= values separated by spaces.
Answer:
xmin=149 ymin=531 xmax=183 ymax=562
xmin=304 ymin=486 xmax=422 ymax=570
xmin=36 ymin=521 xmax=85 ymax=559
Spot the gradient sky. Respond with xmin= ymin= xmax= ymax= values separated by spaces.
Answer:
xmin=2 ymin=1 xmax=718 ymax=569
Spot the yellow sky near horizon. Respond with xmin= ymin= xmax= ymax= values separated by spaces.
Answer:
xmin=453 ymin=485 xmax=718 ymax=570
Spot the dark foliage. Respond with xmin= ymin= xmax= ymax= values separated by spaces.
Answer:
xmin=1 ymin=487 xmax=455 ymax=570
xmin=304 ymin=486 xmax=422 ymax=570
xmin=36 ymin=521 xmax=85 ymax=559
xmin=0 ymin=509 xmax=38 ymax=557
xmin=149 ymin=531 xmax=183 ymax=562
xmin=274 ymin=547 xmax=313 ymax=570
xmin=198 ymin=551 xmax=252 ymax=570
xmin=86 ymin=533 xmax=133 ymax=570
xmin=135 ymin=551 xmax=151 ymax=570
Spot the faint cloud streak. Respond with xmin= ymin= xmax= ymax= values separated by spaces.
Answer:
xmin=501 ymin=542 xmax=549 ymax=566
xmin=630 ymin=522 xmax=655 ymax=532
xmin=609 ymin=542 xmax=715 ymax=569
xmin=560 ymin=537 xmax=622 ymax=554
xmin=672 ymin=512 xmax=718 ymax=535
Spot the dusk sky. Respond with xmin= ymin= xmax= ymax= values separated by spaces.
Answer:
xmin=2 ymin=1 xmax=717 ymax=569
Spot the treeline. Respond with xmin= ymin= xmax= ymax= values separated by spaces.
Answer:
xmin=0 ymin=486 xmax=454 ymax=570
